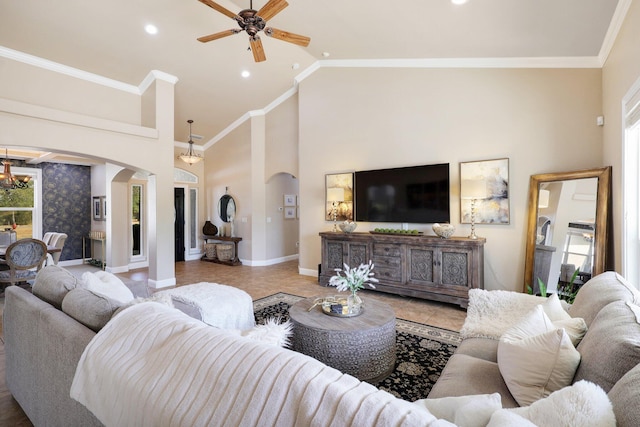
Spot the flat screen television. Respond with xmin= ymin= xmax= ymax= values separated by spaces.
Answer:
xmin=354 ymin=163 xmax=450 ymax=224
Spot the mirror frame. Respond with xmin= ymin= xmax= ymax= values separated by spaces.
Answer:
xmin=218 ymin=194 xmax=236 ymax=223
xmin=523 ymin=166 xmax=611 ymax=293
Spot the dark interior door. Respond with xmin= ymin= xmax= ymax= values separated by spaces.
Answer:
xmin=174 ymin=188 xmax=185 ymax=262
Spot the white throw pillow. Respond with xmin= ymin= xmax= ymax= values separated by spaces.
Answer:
xmin=414 ymin=393 xmax=502 ymax=427
xmin=497 ymin=305 xmax=581 ymax=406
xmin=541 ymin=293 xmax=588 ymax=345
xmin=488 ymin=380 xmax=615 ymax=427
xmin=82 ymin=271 xmax=135 ymax=304
xmin=553 ymin=317 xmax=588 ymax=346
xmin=541 ymin=293 xmax=571 ymax=321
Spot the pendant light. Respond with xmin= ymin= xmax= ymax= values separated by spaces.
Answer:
xmin=178 ymin=120 xmax=203 ymax=165
xmin=0 ymin=149 xmax=30 ymax=190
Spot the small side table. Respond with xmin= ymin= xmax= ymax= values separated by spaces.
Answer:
xmin=289 ymin=296 xmax=396 ymax=382
xmin=82 ymin=235 xmax=106 ymax=270
xmin=201 ymin=235 xmax=242 ymax=266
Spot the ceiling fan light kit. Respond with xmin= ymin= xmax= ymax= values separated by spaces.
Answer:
xmin=197 ymin=0 xmax=310 ymax=62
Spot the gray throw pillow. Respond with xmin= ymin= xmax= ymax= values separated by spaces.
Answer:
xmin=32 ymin=265 xmax=79 ymax=309
xmin=61 ymin=288 xmax=123 ymax=332
xmin=573 ymin=301 xmax=640 ymax=392
xmin=608 ymin=363 xmax=640 ymax=427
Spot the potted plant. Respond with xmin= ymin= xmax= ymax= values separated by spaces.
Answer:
xmin=327 ymin=260 xmax=379 ymax=316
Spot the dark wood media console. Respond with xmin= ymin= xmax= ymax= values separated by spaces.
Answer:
xmin=319 ymin=232 xmax=485 ymax=308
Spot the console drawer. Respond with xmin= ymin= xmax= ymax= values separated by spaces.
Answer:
xmin=373 ymin=244 xmax=402 ymax=258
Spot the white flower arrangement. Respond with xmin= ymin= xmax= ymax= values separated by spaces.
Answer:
xmin=328 ymin=260 xmax=379 ymax=296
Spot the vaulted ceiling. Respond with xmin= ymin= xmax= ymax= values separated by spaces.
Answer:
xmin=0 ymin=0 xmax=625 ymax=161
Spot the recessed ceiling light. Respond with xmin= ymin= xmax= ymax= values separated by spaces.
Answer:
xmin=451 ymin=0 xmax=468 ymax=4
xmin=144 ymin=24 xmax=158 ymax=35
xmin=241 ymin=70 xmax=251 ymax=78
xmin=292 ymin=63 xmax=300 ymax=70
xmin=322 ymin=52 xmax=330 ymax=58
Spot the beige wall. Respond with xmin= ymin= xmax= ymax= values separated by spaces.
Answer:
xmin=207 ymin=94 xmax=301 ymax=265
xmin=602 ymin=0 xmax=640 ymax=273
xmin=0 ymin=57 xmax=140 ymax=124
xmin=266 ymin=95 xmax=299 ymax=179
xmin=298 ymin=67 xmax=603 ymax=291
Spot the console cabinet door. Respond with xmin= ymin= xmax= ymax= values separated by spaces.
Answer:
xmin=407 ymin=246 xmax=474 ymax=299
xmin=322 ymin=238 xmax=370 ymax=284
xmin=406 ymin=246 xmax=437 ymax=286
xmin=325 ymin=241 xmax=345 ymax=270
xmin=438 ymin=247 xmax=474 ymax=299
xmin=346 ymin=242 xmax=370 ymax=268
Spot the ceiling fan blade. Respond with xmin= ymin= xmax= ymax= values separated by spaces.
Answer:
xmin=198 ymin=0 xmax=238 ymax=19
xmin=250 ymin=37 xmax=266 ymax=62
xmin=264 ymin=27 xmax=310 ymax=47
xmin=257 ymin=0 xmax=288 ymax=21
xmin=197 ymin=29 xmax=240 ymax=43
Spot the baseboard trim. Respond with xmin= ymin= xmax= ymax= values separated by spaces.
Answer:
xmin=148 ymin=277 xmax=176 ymax=289
xmin=298 ymin=267 xmax=318 ymax=277
xmin=241 ymin=254 xmax=299 ymax=267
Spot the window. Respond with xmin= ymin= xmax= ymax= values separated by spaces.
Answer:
xmin=623 ymin=78 xmax=640 ymax=286
xmin=0 ymin=167 xmax=41 ymax=240
xmin=190 ymin=188 xmax=198 ymax=250
xmin=131 ymin=183 xmax=143 ymax=258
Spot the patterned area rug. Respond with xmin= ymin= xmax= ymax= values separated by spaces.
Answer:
xmin=253 ymin=292 xmax=461 ymax=401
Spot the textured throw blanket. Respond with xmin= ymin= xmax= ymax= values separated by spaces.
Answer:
xmin=459 ymin=289 xmax=548 ymax=340
xmin=71 ymin=303 xmax=447 ymax=427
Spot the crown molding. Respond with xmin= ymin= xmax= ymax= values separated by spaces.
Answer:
xmin=0 ymin=46 xmax=141 ymax=94
xmin=316 ymin=56 xmax=602 ymax=70
xmin=0 ymin=46 xmax=178 ymax=95
xmin=139 ymin=70 xmax=179 ymax=93
xmin=598 ymin=0 xmax=633 ymax=66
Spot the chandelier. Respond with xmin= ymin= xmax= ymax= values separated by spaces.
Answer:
xmin=0 ymin=149 xmax=30 ymax=190
xmin=178 ymin=120 xmax=203 ymax=165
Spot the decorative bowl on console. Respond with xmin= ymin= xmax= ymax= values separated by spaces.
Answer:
xmin=339 ymin=220 xmax=357 ymax=233
xmin=432 ymin=223 xmax=455 ymax=239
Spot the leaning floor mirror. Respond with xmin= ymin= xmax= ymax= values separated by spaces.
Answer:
xmin=523 ymin=166 xmax=611 ymax=297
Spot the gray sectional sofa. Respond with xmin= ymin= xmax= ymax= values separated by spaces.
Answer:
xmin=428 ymin=271 xmax=640 ymax=426
xmin=4 ymin=265 xmax=639 ymax=426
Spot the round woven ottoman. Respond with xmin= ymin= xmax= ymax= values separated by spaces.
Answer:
xmin=289 ymin=296 xmax=396 ymax=382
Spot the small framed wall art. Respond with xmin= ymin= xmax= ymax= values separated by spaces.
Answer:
xmin=92 ymin=196 xmax=104 ymax=221
xmin=284 ymin=194 xmax=296 ymax=207
xmin=460 ymin=158 xmax=510 ymax=224
xmin=284 ymin=207 xmax=296 ymax=219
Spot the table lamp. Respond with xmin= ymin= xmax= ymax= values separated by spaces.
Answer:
xmin=327 ymin=187 xmax=345 ymax=232
xmin=461 ymin=179 xmax=488 ymax=239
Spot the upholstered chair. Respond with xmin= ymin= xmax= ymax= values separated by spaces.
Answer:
xmin=0 ymin=238 xmax=48 ymax=288
xmin=48 ymin=233 xmax=67 ymax=265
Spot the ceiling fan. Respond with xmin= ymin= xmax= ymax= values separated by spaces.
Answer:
xmin=197 ymin=0 xmax=311 ymax=62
